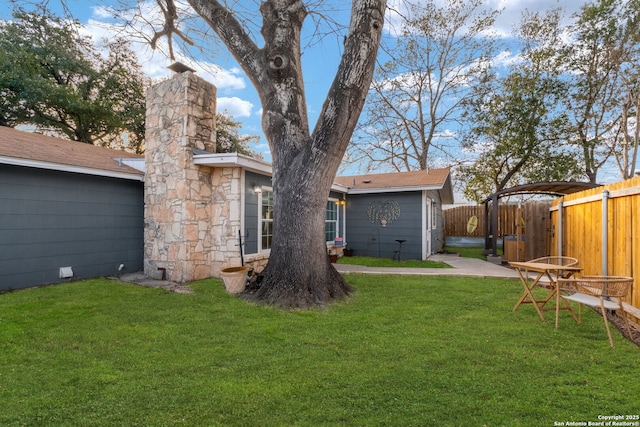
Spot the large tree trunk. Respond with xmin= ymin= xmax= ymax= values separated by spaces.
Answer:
xmin=187 ymin=0 xmax=386 ymax=308
xmin=246 ymin=158 xmax=351 ymax=308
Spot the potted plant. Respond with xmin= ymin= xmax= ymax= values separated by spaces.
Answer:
xmin=343 ymin=247 xmax=354 ymax=257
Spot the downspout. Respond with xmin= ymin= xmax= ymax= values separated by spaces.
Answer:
xmin=342 ymin=197 xmax=347 ymax=249
xmin=557 ymin=201 xmax=563 ymax=257
xmin=602 ymin=190 xmax=609 ymax=276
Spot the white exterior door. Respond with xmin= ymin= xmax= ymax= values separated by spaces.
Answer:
xmin=423 ymin=193 xmax=432 ymax=259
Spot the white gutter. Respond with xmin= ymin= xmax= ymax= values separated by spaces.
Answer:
xmin=193 ymin=152 xmax=273 ymax=175
xmin=0 ymin=155 xmax=144 ymax=182
xmin=116 ymin=157 xmax=146 ymax=173
xmin=346 ymin=185 xmax=444 ymax=195
xmin=331 ymin=183 xmax=350 ymax=193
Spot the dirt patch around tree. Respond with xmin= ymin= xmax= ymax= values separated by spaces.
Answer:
xmin=115 ymin=272 xmax=194 ymax=294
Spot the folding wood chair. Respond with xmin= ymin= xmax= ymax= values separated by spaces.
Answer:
xmin=558 ymin=276 xmax=634 ymax=348
xmin=528 ymin=256 xmax=579 ymax=283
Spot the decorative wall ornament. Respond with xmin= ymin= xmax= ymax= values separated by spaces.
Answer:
xmin=367 ymin=200 xmax=401 ymax=227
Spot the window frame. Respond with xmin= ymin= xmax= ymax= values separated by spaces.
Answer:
xmin=258 ymin=186 xmax=274 ymax=252
xmin=257 ymin=192 xmax=343 ymax=252
xmin=431 ymin=200 xmax=437 ymax=229
xmin=325 ymin=198 xmax=339 ymax=243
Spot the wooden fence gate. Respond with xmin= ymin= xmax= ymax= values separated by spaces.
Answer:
xmin=524 ymin=201 xmax=551 ymax=261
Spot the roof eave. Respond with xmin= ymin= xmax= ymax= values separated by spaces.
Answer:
xmin=0 ymin=155 xmax=144 ymax=181
xmin=330 ymin=183 xmax=349 ymax=193
xmin=440 ymin=174 xmax=455 ymax=204
xmin=347 ymin=185 xmax=444 ymax=194
xmin=193 ymin=152 xmax=273 ymax=175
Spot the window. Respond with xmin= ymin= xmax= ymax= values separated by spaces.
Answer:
xmin=260 ymin=189 xmax=274 ymax=250
xmin=325 ymin=200 xmax=338 ymax=242
xmin=258 ymin=191 xmax=342 ymax=251
xmin=432 ymin=200 xmax=437 ymax=229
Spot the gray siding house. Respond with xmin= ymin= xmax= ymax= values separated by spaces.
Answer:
xmin=206 ymin=160 xmax=453 ymax=263
xmin=1 ymin=71 xmax=454 ymax=289
xmin=0 ymin=126 xmax=144 ymax=291
xmin=0 ymin=123 xmax=454 ymax=290
xmin=334 ymin=169 xmax=454 ymax=260
xmin=143 ymin=71 xmax=455 ymax=283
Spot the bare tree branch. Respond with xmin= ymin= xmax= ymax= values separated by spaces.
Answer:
xmin=150 ymin=0 xmax=194 ymax=60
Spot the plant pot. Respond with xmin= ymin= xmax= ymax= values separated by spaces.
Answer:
xmin=329 ymin=254 xmax=338 ymax=263
xmin=343 ymin=249 xmax=354 ymax=257
xmin=220 ymin=265 xmax=250 ymax=294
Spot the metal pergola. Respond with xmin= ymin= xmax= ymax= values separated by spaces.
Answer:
xmin=481 ymin=182 xmax=601 ymax=256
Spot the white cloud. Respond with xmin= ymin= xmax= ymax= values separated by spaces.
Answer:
xmin=217 ymin=97 xmax=254 ymax=117
xmin=81 ymin=2 xmax=246 ymax=90
xmin=84 ymin=1 xmax=263 ymax=145
xmin=491 ymin=50 xmax=521 ymax=69
xmin=198 ymin=65 xmax=246 ymax=91
xmin=91 ymin=5 xmax=116 ymax=19
xmin=484 ymin=0 xmax=586 ymax=39
xmin=435 ymin=129 xmax=457 ymax=140
xmin=385 ymin=0 xmax=587 ymax=40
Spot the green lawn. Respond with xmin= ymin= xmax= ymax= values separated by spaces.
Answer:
xmin=1 ymin=275 xmax=638 ymax=426
xmin=448 ymin=245 xmax=488 ymax=259
xmin=448 ymin=246 xmax=503 ymax=260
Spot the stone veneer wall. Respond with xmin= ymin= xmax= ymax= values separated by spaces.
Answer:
xmin=209 ymin=167 xmax=244 ymax=273
xmin=144 ymin=71 xmax=243 ymax=282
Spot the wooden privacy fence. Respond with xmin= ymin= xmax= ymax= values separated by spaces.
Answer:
xmin=444 ymin=204 xmax=522 ymax=238
xmin=445 ymin=202 xmax=552 ymax=260
xmin=550 ymin=175 xmax=640 ymax=323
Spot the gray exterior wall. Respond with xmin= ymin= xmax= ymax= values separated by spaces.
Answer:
xmin=344 ymin=190 xmax=445 ymax=260
xmin=0 ymin=165 xmax=143 ymax=291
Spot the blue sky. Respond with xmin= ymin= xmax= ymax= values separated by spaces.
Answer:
xmin=0 ymin=0 xmax=587 ymax=169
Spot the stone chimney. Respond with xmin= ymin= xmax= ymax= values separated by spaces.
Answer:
xmin=144 ymin=70 xmax=217 ymax=282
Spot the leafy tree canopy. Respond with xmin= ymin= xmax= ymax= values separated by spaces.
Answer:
xmin=215 ymin=112 xmax=262 ymax=159
xmin=460 ymin=8 xmax=586 ymax=201
xmin=0 ymin=8 xmax=149 ymax=152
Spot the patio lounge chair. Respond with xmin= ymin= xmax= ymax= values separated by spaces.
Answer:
xmin=558 ymin=276 xmax=634 ymax=348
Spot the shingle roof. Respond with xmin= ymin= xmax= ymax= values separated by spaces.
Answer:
xmin=335 ymin=168 xmax=450 ymax=190
xmin=334 ymin=168 xmax=454 ymax=203
xmin=0 ymin=126 xmax=143 ymax=179
xmin=0 ymin=126 xmax=454 ymax=199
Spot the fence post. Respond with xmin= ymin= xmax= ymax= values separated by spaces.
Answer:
xmin=557 ymin=201 xmax=563 ymax=257
xmin=484 ymin=202 xmax=490 ymax=252
xmin=602 ymin=190 xmax=609 ymax=276
xmin=491 ymin=194 xmax=499 ymax=255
